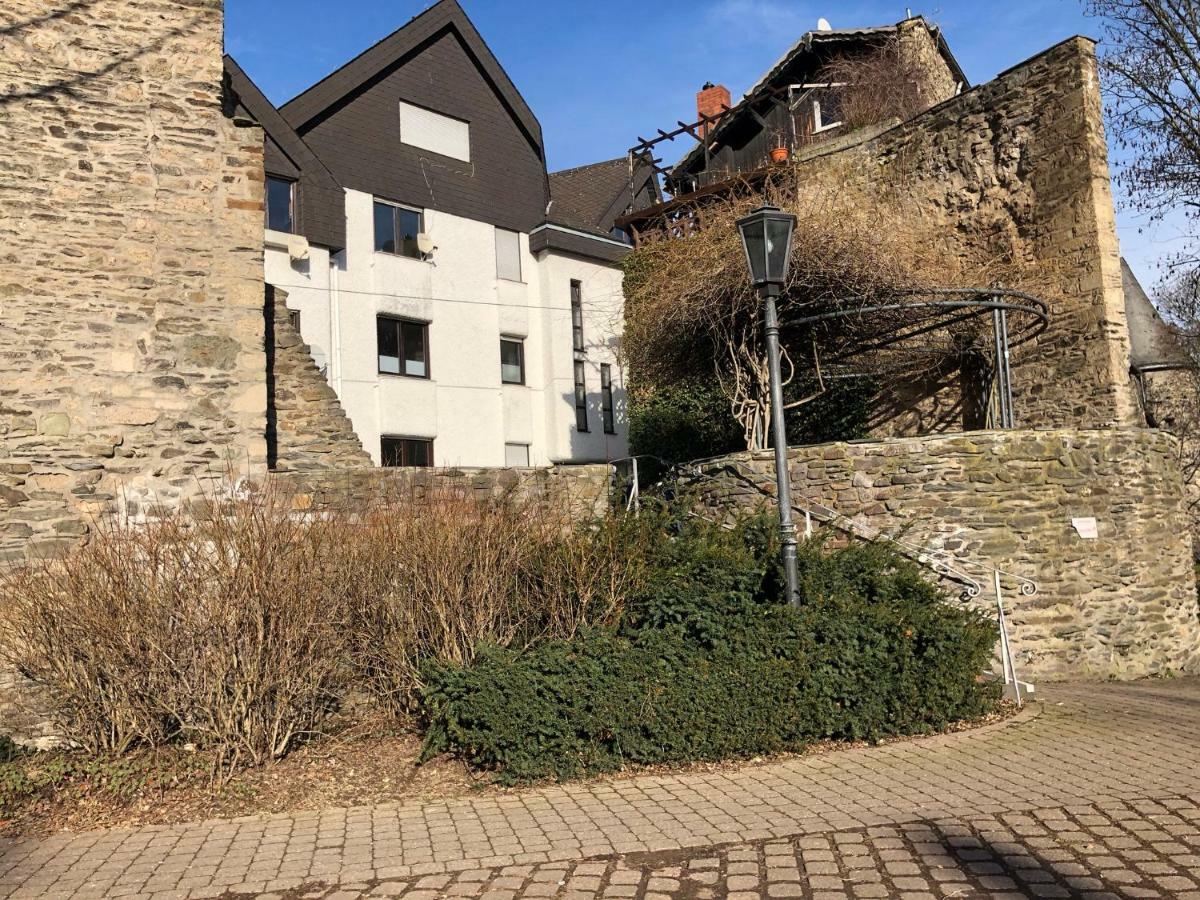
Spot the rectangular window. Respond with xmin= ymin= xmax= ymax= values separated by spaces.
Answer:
xmin=504 ymin=443 xmax=530 ymax=467
xmin=570 ymin=280 xmax=584 ymax=353
xmin=500 ymin=337 xmax=525 ymax=385
xmin=374 ymin=200 xmax=423 ymax=258
xmin=574 ymin=360 xmax=588 ymax=432
xmin=601 ymin=364 xmax=615 ymax=434
xmin=495 ymin=228 xmax=522 ymax=281
xmin=266 ymin=176 xmax=295 ymax=233
xmin=399 ymin=101 xmax=471 ymax=162
xmin=287 ymin=308 xmax=301 ymax=332
xmin=381 ymin=436 xmax=433 ymax=468
xmin=377 ymin=316 xmax=429 ymax=378
xmin=813 ymin=95 xmax=843 ymax=133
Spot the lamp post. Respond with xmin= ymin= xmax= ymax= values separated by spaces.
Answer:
xmin=736 ymin=204 xmax=800 ymax=607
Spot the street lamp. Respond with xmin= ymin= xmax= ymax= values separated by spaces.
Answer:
xmin=736 ymin=204 xmax=800 ymax=607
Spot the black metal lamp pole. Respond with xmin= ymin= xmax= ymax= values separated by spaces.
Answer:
xmin=736 ymin=205 xmax=800 ymax=607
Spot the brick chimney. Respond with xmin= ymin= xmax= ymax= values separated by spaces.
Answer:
xmin=697 ymin=82 xmax=731 ymax=137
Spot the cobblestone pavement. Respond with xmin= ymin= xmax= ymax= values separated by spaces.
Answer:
xmin=3 ymin=679 xmax=1200 ymax=898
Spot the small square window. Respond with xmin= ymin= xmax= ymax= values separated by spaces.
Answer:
xmin=504 ymin=443 xmax=530 ymax=467
xmin=496 ymin=228 xmax=522 ymax=281
xmin=500 ymin=337 xmax=525 ymax=385
xmin=266 ymin=177 xmax=295 ymax=233
xmin=381 ymin=436 xmax=433 ymax=467
xmin=374 ymin=200 xmax=423 ymax=258
xmin=377 ymin=316 xmax=429 ymax=378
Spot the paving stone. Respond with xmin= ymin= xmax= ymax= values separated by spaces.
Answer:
xmin=8 ymin=682 xmax=1200 ymax=897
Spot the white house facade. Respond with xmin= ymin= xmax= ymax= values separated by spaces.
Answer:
xmin=225 ymin=0 xmax=656 ymax=469
xmin=261 ymin=203 xmax=633 ymax=467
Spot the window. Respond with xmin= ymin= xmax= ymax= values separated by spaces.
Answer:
xmin=374 ymin=200 xmax=423 ymax=258
xmin=381 ymin=437 xmax=433 ymax=468
xmin=812 ymin=94 xmax=843 ymax=133
xmin=570 ymin=280 xmax=584 ymax=353
xmin=399 ymin=101 xmax=470 ymax=162
xmin=266 ymin=176 xmax=295 ymax=233
xmin=377 ymin=316 xmax=429 ymax=378
xmin=500 ymin=337 xmax=525 ymax=385
xmin=601 ymin=364 xmax=615 ymax=434
xmin=574 ymin=360 xmax=588 ymax=432
xmin=504 ymin=443 xmax=530 ymax=467
xmin=287 ymin=308 xmax=301 ymax=332
xmin=495 ymin=228 xmax=522 ymax=281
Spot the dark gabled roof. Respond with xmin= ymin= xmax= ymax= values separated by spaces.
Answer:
xmin=223 ymin=55 xmax=347 ymax=250
xmin=1122 ymin=258 xmax=1193 ymax=372
xmin=547 ymin=157 xmax=658 ymax=238
xmin=674 ymin=17 xmax=967 ymax=180
xmin=744 ymin=18 xmax=966 ymax=102
xmin=279 ymin=0 xmax=544 ymax=160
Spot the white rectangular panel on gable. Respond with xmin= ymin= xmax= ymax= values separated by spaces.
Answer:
xmin=399 ymin=101 xmax=470 ymax=162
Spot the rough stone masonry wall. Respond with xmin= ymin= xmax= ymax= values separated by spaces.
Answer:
xmin=695 ymin=429 xmax=1200 ymax=680
xmin=0 ymin=0 xmax=267 ymax=562
xmin=268 ymin=463 xmax=613 ymax=523
xmin=267 ymin=288 xmax=372 ymax=471
xmin=795 ymin=37 xmax=1138 ymax=434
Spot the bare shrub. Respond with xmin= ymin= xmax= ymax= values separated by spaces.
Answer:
xmin=0 ymin=482 xmax=639 ymax=767
xmin=346 ymin=486 xmax=636 ymax=714
xmin=0 ymin=493 xmax=357 ymax=773
xmin=815 ymin=41 xmax=934 ymax=135
xmin=623 ymin=152 xmax=1059 ymax=449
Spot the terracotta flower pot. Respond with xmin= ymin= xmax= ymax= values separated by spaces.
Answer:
xmin=770 ymin=147 xmax=789 ymax=163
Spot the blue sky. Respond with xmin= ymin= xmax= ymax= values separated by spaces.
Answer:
xmin=226 ymin=0 xmax=1192 ymax=285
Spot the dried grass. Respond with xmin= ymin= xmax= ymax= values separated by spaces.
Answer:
xmin=623 ymin=152 xmax=1055 ymax=447
xmin=0 ymin=483 xmax=636 ymax=776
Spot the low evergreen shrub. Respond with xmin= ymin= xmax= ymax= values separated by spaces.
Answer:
xmin=421 ymin=522 xmax=999 ymax=783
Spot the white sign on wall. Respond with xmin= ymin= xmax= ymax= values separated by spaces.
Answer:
xmin=1071 ymin=517 xmax=1099 ymax=540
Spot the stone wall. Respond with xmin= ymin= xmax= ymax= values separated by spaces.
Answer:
xmin=268 ymin=463 xmax=613 ymax=522
xmin=0 ymin=0 xmax=267 ymax=563
xmin=267 ymin=288 xmax=373 ymax=471
xmin=792 ymin=37 xmax=1137 ymax=434
xmin=694 ymin=428 xmax=1200 ymax=680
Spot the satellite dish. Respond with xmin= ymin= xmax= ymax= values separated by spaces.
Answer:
xmin=816 ymin=17 xmax=832 ymax=30
xmin=416 ymin=233 xmax=436 ymax=256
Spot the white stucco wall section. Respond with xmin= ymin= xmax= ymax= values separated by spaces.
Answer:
xmin=263 ymin=189 xmax=630 ymax=468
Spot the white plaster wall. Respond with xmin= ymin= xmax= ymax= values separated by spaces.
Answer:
xmin=534 ymin=250 xmax=630 ymax=464
xmin=262 ymin=191 xmax=630 ymax=467
xmin=264 ymin=231 xmax=334 ymax=374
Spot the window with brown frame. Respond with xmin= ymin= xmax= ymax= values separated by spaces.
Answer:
xmin=500 ymin=337 xmax=525 ymax=384
xmin=574 ymin=360 xmax=588 ymax=432
xmin=266 ymin=176 xmax=295 ymax=233
xmin=381 ymin=436 xmax=433 ymax=467
xmin=377 ymin=316 xmax=429 ymax=378
xmin=373 ymin=199 xmax=423 ymax=258
xmin=601 ymin=363 xmax=615 ymax=434
xmin=570 ymin=280 xmax=584 ymax=353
